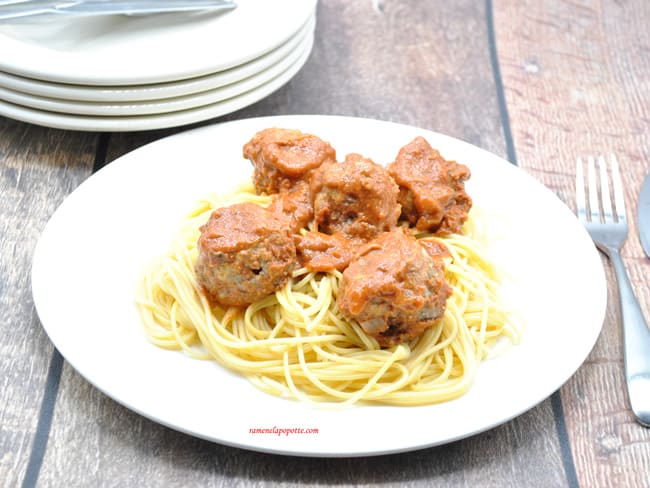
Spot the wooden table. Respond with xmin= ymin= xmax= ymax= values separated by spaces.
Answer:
xmin=2 ymin=1 xmax=650 ymax=486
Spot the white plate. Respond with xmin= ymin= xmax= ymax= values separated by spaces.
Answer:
xmin=0 ymin=20 xmax=313 ymax=116
xmin=0 ymin=15 xmax=313 ymax=103
xmin=0 ymin=0 xmax=316 ymax=85
xmin=31 ymin=115 xmax=607 ymax=457
xmin=0 ymin=36 xmax=313 ymax=131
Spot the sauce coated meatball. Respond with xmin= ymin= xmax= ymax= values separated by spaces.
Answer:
xmin=243 ymin=127 xmax=336 ymax=194
xmin=387 ymin=136 xmax=471 ymax=234
xmin=338 ymin=230 xmax=451 ymax=347
xmin=310 ymin=153 xmax=400 ymax=239
xmin=195 ymin=202 xmax=296 ymax=307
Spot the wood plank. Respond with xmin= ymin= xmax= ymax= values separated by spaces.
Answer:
xmin=494 ymin=0 xmax=650 ymax=486
xmin=36 ymin=1 xmax=567 ymax=486
xmin=0 ymin=117 xmax=97 ymax=485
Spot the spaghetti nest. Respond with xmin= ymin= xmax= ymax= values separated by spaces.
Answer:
xmin=136 ymin=182 xmax=522 ymax=406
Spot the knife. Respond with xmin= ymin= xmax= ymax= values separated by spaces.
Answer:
xmin=0 ymin=0 xmax=237 ymax=21
xmin=639 ymin=171 xmax=650 ymax=257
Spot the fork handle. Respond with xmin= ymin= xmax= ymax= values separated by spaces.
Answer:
xmin=607 ymin=247 xmax=650 ymax=427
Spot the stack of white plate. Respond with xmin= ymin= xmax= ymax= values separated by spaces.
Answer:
xmin=0 ymin=0 xmax=316 ymax=131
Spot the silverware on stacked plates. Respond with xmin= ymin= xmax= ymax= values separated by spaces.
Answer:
xmin=0 ymin=0 xmax=238 ymax=21
xmin=0 ymin=0 xmax=317 ymax=131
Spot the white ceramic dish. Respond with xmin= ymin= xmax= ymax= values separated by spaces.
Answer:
xmin=0 ymin=36 xmax=313 ymax=131
xmin=0 ymin=0 xmax=317 ymax=85
xmin=0 ymin=22 xmax=313 ymax=116
xmin=31 ymin=115 xmax=607 ymax=457
xmin=0 ymin=15 xmax=313 ymax=103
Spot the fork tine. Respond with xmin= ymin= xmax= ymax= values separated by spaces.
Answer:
xmin=610 ymin=153 xmax=626 ymax=222
xmin=576 ymin=157 xmax=587 ymax=221
xmin=587 ymin=156 xmax=600 ymax=222
xmin=598 ymin=155 xmax=614 ymax=223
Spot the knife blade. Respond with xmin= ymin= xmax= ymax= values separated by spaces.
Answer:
xmin=638 ymin=171 xmax=650 ymax=257
xmin=0 ymin=0 xmax=237 ymax=21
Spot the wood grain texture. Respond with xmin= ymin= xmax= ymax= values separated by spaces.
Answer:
xmin=494 ymin=0 xmax=650 ymax=486
xmin=32 ymin=0 xmax=568 ymax=487
xmin=0 ymin=117 xmax=96 ymax=486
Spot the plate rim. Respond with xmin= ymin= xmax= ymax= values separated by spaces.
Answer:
xmin=0 ymin=24 xmax=313 ymax=117
xmin=0 ymin=0 xmax=317 ymax=85
xmin=0 ymin=14 xmax=315 ymax=103
xmin=0 ymin=36 xmax=314 ymax=131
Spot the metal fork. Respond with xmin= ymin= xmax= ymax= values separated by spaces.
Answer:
xmin=576 ymin=155 xmax=650 ymax=427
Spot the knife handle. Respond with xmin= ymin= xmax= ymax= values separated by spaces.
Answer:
xmin=608 ymin=246 xmax=650 ymax=427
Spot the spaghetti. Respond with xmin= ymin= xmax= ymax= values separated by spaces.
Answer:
xmin=136 ymin=181 xmax=522 ymax=406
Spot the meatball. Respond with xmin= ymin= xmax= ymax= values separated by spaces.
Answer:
xmin=387 ymin=136 xmax=472 ymax=234
xmin=195 ymin=202 xmax=296 ymax=307
xmin=310 ymin=153 xmax=401 ymax=239
xmin=337 ymin=230 xmax=451 ymax=347
xmin=242 ymin=127 xmax=336 ymax=194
